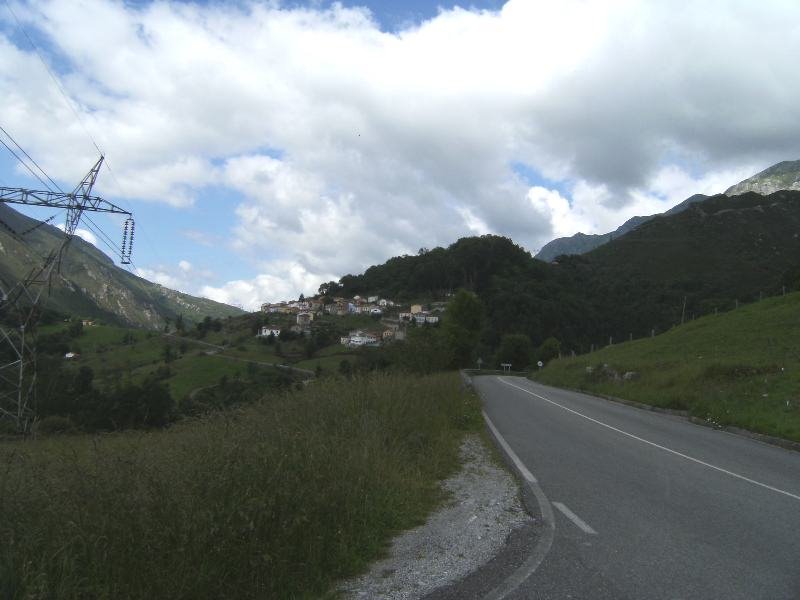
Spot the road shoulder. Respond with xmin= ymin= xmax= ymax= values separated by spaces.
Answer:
xmin=338 ymin=433 xmax=533 ymax=600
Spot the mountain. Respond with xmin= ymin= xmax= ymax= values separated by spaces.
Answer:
xmin=0 ymin=204 xmax=244 ymax=328
xmin=535 ymin=194 xmax=708 ymax=262
xmin=536 ymin=160 xmax=800 ymax=262
xmin=568 ymin=191 xmax=800 ymax=343
xmin=337 ymin=191 xmax=800 ymax=353
xmin=724 ymin=160 xmax=800 ymax=196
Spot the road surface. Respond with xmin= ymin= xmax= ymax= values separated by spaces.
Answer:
xmin=475 ymin=376 xmax=800 ymax=600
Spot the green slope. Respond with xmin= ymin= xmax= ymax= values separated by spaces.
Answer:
xmin=0 ymin=204 xmax=243 ymax=328
xmin=533 ymin=291 xmax=800 ymax=442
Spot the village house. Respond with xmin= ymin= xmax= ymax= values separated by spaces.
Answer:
xmin=367 ymin=295 xmax=379 ymax=303
xmin=398 ymin=312 xmax=413 ymax=321
xmin=257 ymin=326 xmax=281 ymax=338
xmin=297 ymin=312 xmax=314 ymax=326
xmin=342 ymin=330 xmax=381 ymax=347
xmin=410 ymin=304 xmax=424 ymax=314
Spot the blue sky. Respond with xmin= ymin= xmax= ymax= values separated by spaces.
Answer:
xmin=1 ymin=0 xmax=797 ymax=309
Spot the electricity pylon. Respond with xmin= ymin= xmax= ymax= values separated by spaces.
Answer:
xmin=0 ymin=156 xmax=134 ymax=433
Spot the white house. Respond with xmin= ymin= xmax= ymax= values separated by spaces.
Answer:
xmin=367 ymin=295 xmax=379 ymax=303
xmin=257 ymin=326 xmax=281 ymax=338
xmin=345 ymin=330 xmax=381 ymax=347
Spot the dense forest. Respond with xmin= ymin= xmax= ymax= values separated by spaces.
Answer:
xmin=338 ymin=191 xmax=800 ymax=355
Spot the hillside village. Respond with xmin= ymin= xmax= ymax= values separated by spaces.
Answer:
xmin=259 ymin=294 xmax=443 ymax=347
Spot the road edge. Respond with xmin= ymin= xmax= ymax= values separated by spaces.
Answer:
xmin=481 ymin=409 xmax=556 ymax=599
xmin=460 ymin=371 xmax=556 ymax=599
xmin=529 ymin=379 xmax=800 ymax=453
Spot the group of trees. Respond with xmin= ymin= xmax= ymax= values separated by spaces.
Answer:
xmin=35 ymin=360 xmax=173 ymax=433
xmin=335 ymin=192 xmax=800 ymax=356
xmin=332 ymin=289 xmax=563 ymax=375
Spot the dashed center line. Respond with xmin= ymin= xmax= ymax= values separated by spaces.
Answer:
xmin=553 ymin=502 xmax=597 ymax=534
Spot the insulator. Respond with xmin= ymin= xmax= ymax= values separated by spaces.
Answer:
xmin=121 ymin=217 xmax=134 ymax=264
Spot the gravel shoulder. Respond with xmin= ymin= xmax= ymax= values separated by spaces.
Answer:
xmin=338 ymin=433 xmax=533 ymax=600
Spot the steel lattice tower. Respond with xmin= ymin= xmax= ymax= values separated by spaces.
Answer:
xmin=0 ymin=157 xmax=134 ymax=433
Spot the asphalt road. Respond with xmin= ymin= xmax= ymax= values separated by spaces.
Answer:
xmin=475 ymin=376 xmax=800 ymax=600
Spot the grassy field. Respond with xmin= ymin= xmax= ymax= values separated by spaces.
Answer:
xmin=0 ymin=371 xmax=481 ymax=599
xmin=42 ymin=324 xmax=293 ymax=401
xmin=533 ymin=292 xmax=800 ymax=442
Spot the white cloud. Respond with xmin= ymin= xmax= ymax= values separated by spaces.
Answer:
xmin=136 ymin=259 xmax=214 ymax=293
xmin=3 ymin=0 xmax=800 ymax=306
xmin=55 ymin=223 xmax=99 ymax=248
xmin=200 ymin=259 xmax=335 ymax=310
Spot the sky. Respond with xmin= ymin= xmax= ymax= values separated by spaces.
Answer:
xmin=1 ymin=0 xmax=799 ymax=310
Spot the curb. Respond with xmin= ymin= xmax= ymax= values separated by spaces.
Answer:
xmin=530 ymin=379 xmax=800 ymax=453
xmin=460 ymin=370 xmax=555 ymax=599
xmin=481 ymin=410 xmax=555 ymax=600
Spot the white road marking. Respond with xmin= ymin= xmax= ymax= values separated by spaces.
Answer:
xmin=481 ymin=410 xmax=555 ymax=600
xmin=482 ymin=409 xmax=537 ymax=483
xmin=553 ymin=502 xmax=597 ymax=534
xmin=499 ymin=378 xmax=800 ymax=503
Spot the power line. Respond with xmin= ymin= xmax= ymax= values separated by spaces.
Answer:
xmin=2 ymin=0 xmax=104 ymax=158
xmin=0 ymin=134 xmax=55 ymax=192
xmin=3 ymin=2 xmax=148 ymax=273
xmin=0 ymin=124 xmax=62 ymax=192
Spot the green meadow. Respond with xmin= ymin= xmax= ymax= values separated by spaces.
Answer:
xmin=533 ymin=292 xmax=800 ymax=442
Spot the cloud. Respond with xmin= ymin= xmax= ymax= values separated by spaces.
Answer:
xmin=55 ymin=223 xmax=98 ymax=247
xmin=200 ymin=259 xmax=334 ymax=311
xmin=2 ymin=0 xmax=799 ymax=306
xmin=136 ymin=259 xmax=214 ymax=292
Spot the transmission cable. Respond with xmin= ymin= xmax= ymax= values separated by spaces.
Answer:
xmin=0 ymin=124 xmax=62 ymax=192
xmin=2 ymin=0 xmax=104 ymax=158
xmin=0 ymin=135 xmax=55 ymax=192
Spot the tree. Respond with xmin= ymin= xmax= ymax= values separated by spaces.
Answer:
xmin=339 ymin=359 xmax=353 ymax=378
xmin=536 ymin=336 xmax=561 ymax=363
xmin=163 ymin=344 xmax=174 ymax=364
xmin=441 ymin=290 xmax=485 ymax=367
xmin=318 ymin=280 xmax=342 ymax=297
xmin=73 ymin=366 xmax=94 ymax=395
xmin=494 ymin=334 xmax=533 ymax=370
xmin=68 ymin=319 xmax=83 ymax=338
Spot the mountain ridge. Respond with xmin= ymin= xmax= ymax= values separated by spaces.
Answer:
xmin=535 ymin=194 xmax=709 ymax=261
xmin=724 ymin=160 xmax=800 ymax=196
xmin=536 ymin=159 xmax=800 ymax=262
xmin=0 ymin=204 xmax=244 ymax=328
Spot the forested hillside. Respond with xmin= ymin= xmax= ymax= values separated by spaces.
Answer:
xmin=338 ymin=191 xmax=800 ymax=354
